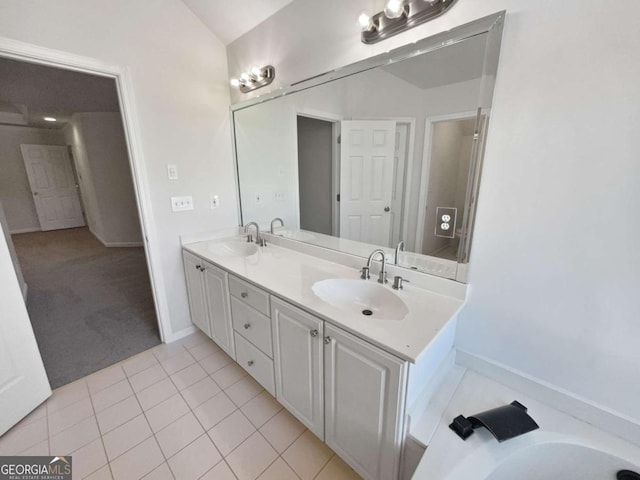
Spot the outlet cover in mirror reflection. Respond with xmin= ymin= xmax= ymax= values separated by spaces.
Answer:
xmin=435 ymin=207 xmax=457 ymax=238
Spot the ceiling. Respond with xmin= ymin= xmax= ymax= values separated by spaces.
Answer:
xmin=0 ymin=57 xmax=120 ymax=129
xmin=181 ymin=0 xmax=295 ymax=45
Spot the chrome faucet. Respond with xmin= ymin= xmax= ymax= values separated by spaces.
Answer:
xmin=243 ymin=222 xmax=260 ymax=245
xmin=361 ymin=249 xmax=388 ymax=284
xmin=394 ymin=240 xmax=405 ymax=265
xmin=270 ymin=217 xmax=284 ymax=234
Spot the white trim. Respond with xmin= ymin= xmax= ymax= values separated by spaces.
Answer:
xmin=456 ymin=349 xmax=640 ymax=446
xmin=0 ymin=37 xmax=172 ymax=343
xmin=415 ymin=111 xmax=477 ymax=252
xmin=9 ymin=227 xmax=41 ymax=235
xmin=164 ymin=325 xmax=198 ymax=344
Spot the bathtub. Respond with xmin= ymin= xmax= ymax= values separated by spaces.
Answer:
xmin=441 ymin=430 xmax=640 ymax=480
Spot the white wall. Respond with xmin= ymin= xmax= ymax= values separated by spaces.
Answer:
xmin=0 ymin=125 xmax=66 ymax=232
xmin=0 ymin=0 xmax=238 ymax=339
xmin=228 ymin=0 xmax=640 ymax=422
xmin=64 ymin=112 xmax=143 ymax=246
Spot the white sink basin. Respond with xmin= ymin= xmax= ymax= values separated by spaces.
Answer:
xmin=312 ymin=279 xmax=409 ymax=321
xmin=208 ymin=240 xmax=258 ymax=257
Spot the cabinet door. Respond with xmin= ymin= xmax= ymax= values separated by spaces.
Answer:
xmin=202 ymin=261 xmax=235 ymax=359
xmin=324 ymin=324 xmax=408 ymax=480
xmin=182 ymin=251 xmax=210 ymax=336
xmin=271 ymin=298 xmax=324 ymax=439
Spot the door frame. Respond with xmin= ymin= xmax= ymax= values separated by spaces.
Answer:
xmin=294 ymin=108 xmax=342 ymax=236
xmin=0 ymin=37 xmax=171 ymax=342
xmin=415 ymin=111 xmax=477 ymax=252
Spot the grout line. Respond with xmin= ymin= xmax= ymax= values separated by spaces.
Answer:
xmin=84 ymin=371 xmax=116 ymax=480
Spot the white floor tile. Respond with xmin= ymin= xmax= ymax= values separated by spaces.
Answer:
xmin=155 ymin=413 xmax=204 ymax=458
xmin=129 ymin=364 xmax=168 ymax=393
xmin=170 ymin=362 xmax=207 ymax=390
xmin=142 ymin=462 xmax=174 ymax=480
xmin=316 ymin=454 xmax=362 ymax=480
xmin=211 ymin=363 xmax=247 ymax=389
xmin=18 ymin=439 xmax=49 ymax=456
xmin=87 ymin=364 xmax=126 ymax=395
xmin=257 ymin=458 xmax=299 ymax=480
xmin=241 ymin=391 xmax=283 ymax=428
xmin=110 ymin=437 xmax=164 ymax=480
xmin=145 ymin=394 xmax=190 ymax=432
xmin=95 ymin=396 xmax=141 ymax=434
xmin=225 ymin=375 xmax=263 ymax=407
xmin=48 ymin=396 xmax=94 ymax=436
xmin=198 ymin=350 xmax=234 ymax=374
xmin=102 ymin=414 xmax=152 ymax=461
xmin=167 ymin=434 xmax=221 ymax=480
xmin=181 ymin=377 xmax=221 ymax=409
xmin=200 ymin=461 xmax=236 ymax=480
xmin=0 ymin=417 xmax=48 ymax=455
xmin=47 ymin=380 xmax=89 ymax=414
xmin=136 ymin=378 xmax=178 ymax=411
xmin=71 ymin=437 xmax=108 ymax=479
xmin=259 ymin=409 xmax=306 ymax=454
xmin=160 ymin=350 xmax=196 ymax=375
xmin=282 ymin=430 xmax=333 ymax=480
xmin=85 ymin=464 xmax=113 ymax=480
xmin=91 ymin=379 xmax=134 ymax=413
xmin=122 ymin=351 xmax=158 ymax=378
xmin=225 ymin=432 xmax=278 ymax=480
xmin=187 ymin=340 xmax=221 ymax=361
xmin=208 ymin=410 xmax=256 ymax=457
xmin=193 ymin=391 xmax=236 ymax=430
xmin=50 ymin=416 xmax=100 ymax=455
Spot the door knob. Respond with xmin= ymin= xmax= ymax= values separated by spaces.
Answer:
xmin=384 ymin=206 xmax=390 ymax=212
xmin=243 ymin=323 xmax=251 ymax=330
xmin=310 ymin=329 xmax=318 ymax=337
xmin=33 ymin=192 xmax=39 ymax=196
xmin=241 ymin=292 xmax=248 ymax=298
xmin=247 ymin=360 xmax=254 ymax=367
xmin=324 ymin=336 xmax=332 ymax=344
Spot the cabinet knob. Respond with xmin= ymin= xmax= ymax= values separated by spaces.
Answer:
xmin=247 ymin=360 xmax=254 ymax=367
xmin=310 ymin=329 xmax=318 ymax=337
xmin=241 ymin=292 xmax=248 ymax=298
xmin=243 ymin=323 xmax=251 ymax=330
xmin=324 ymin=336 xmax=332 ymax=344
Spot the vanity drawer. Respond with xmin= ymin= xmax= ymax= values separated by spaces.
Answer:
xmin=229 ymin=275 xmax=270 ymax=316
xmin=234 ymin=332 xmax=275 ymax=396
xmin=231 ymin=297 xmax=273 ymax=358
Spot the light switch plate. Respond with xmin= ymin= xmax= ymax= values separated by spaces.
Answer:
xmin=167 ymin=164 xmax=178 ymax=180
xmin=210 ymin=195 xmax=219 ymax=209
xmin=171 ymin=196 xmax=193 ymax=212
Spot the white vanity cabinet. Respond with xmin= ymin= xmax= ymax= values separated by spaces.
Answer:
xmin=324 ymin=324 xmax=408 ymax=480
xmin=271 ymin=297 xmax=325 ymax=439
xmin=182 ymin=251 xmax=235 ymax=359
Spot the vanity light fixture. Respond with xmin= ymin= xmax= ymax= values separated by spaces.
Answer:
xmin=359 ymin=0 xmax=458 ymax=44
xmin=230 ymin=65 xmax=276 ymax=93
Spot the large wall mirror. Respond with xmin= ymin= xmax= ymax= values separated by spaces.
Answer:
xmin=232 ymin=12 xmax=504 ymax=282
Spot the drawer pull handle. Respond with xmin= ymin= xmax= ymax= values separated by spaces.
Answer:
xmin=241 ymin=292 xmax=248 ymax=298
xmin=324 ymin=336 xmax=332 ymax=344
xmin=247 ymin=360 xmax=254 ymax=367
xmin=243 ymin=323 xmax=251 ymax=330
xmin=310 ymin=329 xmax=318 ymax=337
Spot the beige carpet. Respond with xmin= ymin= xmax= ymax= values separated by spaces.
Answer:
xmin=12 ymin=227 xmax=160 ymax=388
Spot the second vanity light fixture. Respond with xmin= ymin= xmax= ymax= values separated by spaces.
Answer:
xmin=359 ymin=0 xmax=458 ymax=44
xmin=230 ymin=65 xmax=276 ymax=93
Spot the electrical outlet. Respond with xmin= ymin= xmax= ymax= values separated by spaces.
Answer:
xmin=274 ymin=191 xmax=285 ymax=202
xmin=210 ymin=195 xmax=219 ymax=209
xmin=171 ymin=196 xmax=193 ymax=212
xmin=167 ymin=164 xmax=178 ymax=180
xmin=255 ymin=192 xmax=262 ymax=205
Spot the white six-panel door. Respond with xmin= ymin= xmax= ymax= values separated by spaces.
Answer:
xmin=271 ymin=298 xmax=324 ymax=439
xmin=339 ymin=120 xmax=396 ymax=246
xmin=0 ymin=232 xmax=51 ymax=435
xmin=20 ymin=144 xmax=85 ymax=231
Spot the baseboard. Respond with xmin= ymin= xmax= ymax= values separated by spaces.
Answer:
xmin=10 ymin=227 xmax=41 ymax=234
xmin=163 ymin=325 xmax=198 ymax=344
xmin=22 ymin=282 xmax=28 ymax=301
xmin=456 ymin=349 xmax=640 ymax=446
xmin=88 ymin=227 xmax=143 ymax=248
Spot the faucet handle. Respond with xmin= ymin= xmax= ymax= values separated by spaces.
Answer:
xmin=392 ymin=275 xmax=409 ymax=290
xmin=360 ymin=266 xmax=370 ymax=280
xmin=246 ymin=234 xmax=253 ymax=243
xmin=259 ymin=237 xmax=267 ymax=247
xmin=378 ymin=270 xmax=388 ymax=284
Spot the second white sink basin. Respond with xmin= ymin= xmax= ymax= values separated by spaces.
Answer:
xmin=208 ymin=240 xmax=258 ymax=257
xmin=312 ymin=279 xmax=409 ymax=321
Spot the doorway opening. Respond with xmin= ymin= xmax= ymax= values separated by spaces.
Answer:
xmin=0 ymin=56 xmax=160 ymax=388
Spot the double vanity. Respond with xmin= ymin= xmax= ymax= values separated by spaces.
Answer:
xmin=181 ymin=231 xmax=464 ymax=480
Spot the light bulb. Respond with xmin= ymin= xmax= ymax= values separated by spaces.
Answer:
xmin=250 ymin=66 xmax=262 ymax=79
xmin=230 ymin=78 xmax=240 ymax=87
xmin=358 ymin=12 xmax=374 ymax=31
xmin=240 ymin=73 xmax=250 ymax=84
xmin=44 ymin=117 xmax=57 ymax=122
xmin=384 ymin=0 xmax=405 ymax=19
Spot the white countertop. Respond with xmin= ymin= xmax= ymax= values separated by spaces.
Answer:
xmin=183 ymin=235 xmax=463 ymax=363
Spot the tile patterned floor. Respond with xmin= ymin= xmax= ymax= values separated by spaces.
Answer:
xmin=0 ymin=331 xmax=362 ymax=480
